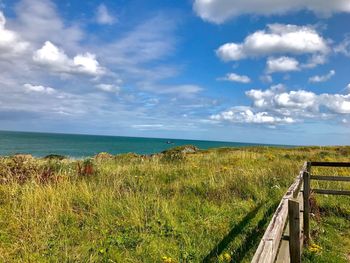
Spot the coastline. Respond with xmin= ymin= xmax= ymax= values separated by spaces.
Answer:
xmin=0 ymin=144 xmax=294 ymax=160
xmin=0 ymin=130 xmax=294 ymax=158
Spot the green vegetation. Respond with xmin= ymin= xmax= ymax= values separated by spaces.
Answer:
xmin=0 ymin=146 xmax=349 ymax=262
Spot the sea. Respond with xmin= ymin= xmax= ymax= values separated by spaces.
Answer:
xmin=0 ymin=130 xmax=283 ymax=158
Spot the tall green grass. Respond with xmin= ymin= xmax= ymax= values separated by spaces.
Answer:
xmin=0 ymin=146 xmax=349 ymax=262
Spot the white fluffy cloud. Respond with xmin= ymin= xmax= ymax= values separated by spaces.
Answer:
xmin=321 ymin=93 xmax=350 ymax=114
xmin=23 ymin=83 xmax=56 ymax=94
xmin=211 ymin=107 xmax=295 ymax=124
xmin=309 ymin=70 xmax=335 ymax=83
xmin=193 ymin=0 xmax=350 ymax=23
xmin=248 ymin=85 xmax=350 ymax=114
xmin=219 ymin=72 xmax=251 ymax=83
xmin=211 ymin=84 xmax=350 ymax=125
xmin=0 ymin=11 xmax=29 ymax=57
xmin=266 ymin=56 xmax=300 ymax=73
xmin=246 ymin=84 xmax=318 ymax=113
xmin=96 ymin=4 xmax=117 ymax=25
xmin=216 ymin=24 xmax=329 ymax=61
xmin=33 ymin=41 xmax=105 ymax=76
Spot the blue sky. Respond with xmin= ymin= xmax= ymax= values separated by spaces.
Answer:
xmin=0 ymin=0 xmax=350 ymax=145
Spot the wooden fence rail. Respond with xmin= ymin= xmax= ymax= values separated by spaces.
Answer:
xmin=251 ymin=161 xmax=350 ymax=263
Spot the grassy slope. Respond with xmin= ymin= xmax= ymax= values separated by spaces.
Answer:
xmin=0 ymin=146 xmax=349 ymax=262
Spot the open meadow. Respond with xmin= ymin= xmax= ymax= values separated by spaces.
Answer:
xmin=0 ymin=146 xmax=349 ymax=262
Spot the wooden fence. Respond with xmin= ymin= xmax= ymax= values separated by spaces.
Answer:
xmin=251 ymin=161 xmax=350 ymax=263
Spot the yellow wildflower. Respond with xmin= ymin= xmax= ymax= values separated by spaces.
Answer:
xmin=218 ymin=252 xmax=232 ymax=262
xmin=309 ymin=243 xmax=322 ymax=253
xmin=162 ymin=256 xmax=175 ymax=263
xmin=223 ymin=252 xmax=232 ymax=261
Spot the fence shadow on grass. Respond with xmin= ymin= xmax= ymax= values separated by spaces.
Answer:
xmin=319 ymin=205 xmax=350 ymax=220
xmin=203 ymin=202 xmax=278 ymax=263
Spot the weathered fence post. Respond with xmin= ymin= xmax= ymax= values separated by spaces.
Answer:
xmin=288 ymin=199 xmax=301 ymax=263
xmin=303 ymin=162 xmax=311 ymax=245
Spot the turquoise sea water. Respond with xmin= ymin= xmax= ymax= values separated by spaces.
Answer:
xmin=0 ymin=130 xmax=285 ymax=158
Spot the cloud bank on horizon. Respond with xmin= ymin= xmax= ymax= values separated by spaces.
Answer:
xmin=0 ymin=0 xmax=350 ymax=145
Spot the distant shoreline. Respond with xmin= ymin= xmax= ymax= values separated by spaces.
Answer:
xmin=0 ymin=130 xmax=293 ymax=158
xmin=9 ymin=145 xmax=350 ymax=161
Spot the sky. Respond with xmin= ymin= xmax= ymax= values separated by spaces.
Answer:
xmin=0 ymin=0 xmax=350 ymax=145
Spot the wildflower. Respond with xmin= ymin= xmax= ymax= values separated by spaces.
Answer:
xmin=223 ymin=252 xmax=232 ymax=261
xmin=218 ymin=252 xmax=232 ymax=262
xmin=309 ymin=243 xmax=322 ymax=253
xmin=162 ymin=256 xmax=175 ymax=263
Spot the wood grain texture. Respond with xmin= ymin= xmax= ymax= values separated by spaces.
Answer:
xmin=288 ymin=199 xmax=301 ymax=263
xmin=303 ymin=171 xmax=310 ymax=245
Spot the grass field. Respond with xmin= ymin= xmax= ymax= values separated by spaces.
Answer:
xmin=0 ymin=146 xmax=349 ymax=262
